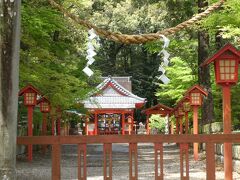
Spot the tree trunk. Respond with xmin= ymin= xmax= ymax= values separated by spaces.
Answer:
xmin=0 ymin=0 xmax=21 ymax=179
xmin=198 ymin=0 xmax=214 ymax=125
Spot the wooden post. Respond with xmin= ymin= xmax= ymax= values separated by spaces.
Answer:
xmin=0 ymin=0 xmax=21 ymax=178
xmin=206 ymin=143 xmax=215 ymax=180
xmin=27 ymin=106 xmax=34 ymax=161
xmin=131 ymin=111 xmax=134 ymax=134
xmin=222 ymin=85 xmax=232 ymax=180
xmin=179 ymin=116 xmax=183 ymax=134
xmin=185 ymin=112 xmax=189 ymax=134
xmin=94 ymin=113 xmax=98 ymax=135
xmin=193 ymin=106 xmax=199 ymax=161
xmin=122 ymin=113 xmax=125 ymax=135
xmin=52 ymin=144 xmax=61 ymax=180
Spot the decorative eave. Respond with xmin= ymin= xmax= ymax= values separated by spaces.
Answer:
xmin=37 ymin=96 xmax=50 ymax=105
xmin=142 ymin=103 xmax=173 ymax=115
xmin=19 ymin=84 xmax=42 ymax=96
xmin=83 ymin=76 xmax=146 ymax=109
xmin=96 ymin=76 xmax=145 ymax=101
xmin=184 ymin=85 xmax=208 ymax=97
xmin=201 ymin=43 xmax=240 ymax=67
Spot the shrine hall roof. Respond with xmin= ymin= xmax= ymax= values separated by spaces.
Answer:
xmin=83 ymin=76 xmax=146 ymax=109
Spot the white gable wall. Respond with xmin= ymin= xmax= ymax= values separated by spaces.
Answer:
xmin=102 ymin=87 xmax=122 ymax=97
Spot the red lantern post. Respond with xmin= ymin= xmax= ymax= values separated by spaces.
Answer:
xmin=177 ymin=106 xmax=184 ymax=134
xmin=19 ymin=85 xmax=41 ymax=161
xmin=39 ymin=97 xmax=51 ymax=135
xmin=182 ymin=97 xmax=191 ymax=134
xmin=185 ymin=85 xmax=208 ymax=161
xmin=201 ymin=43 xmax=240 ymax=180
xmin=38 ymin=97 xmax=51 ymax=153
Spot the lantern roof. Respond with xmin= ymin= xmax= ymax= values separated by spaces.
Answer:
xmin=177 ymin=96 xmax=190 ymax=106
xmin=201 ymin=43 xmax=240 ymax=67
xmin=142 ymin=103 xmax=173 ymax=115
xmin=19 ymin=84 xmax=42 ymax=96
xmin=83 ymin=76 xmax=146 ymax=109
xmin=184 ymin=85 xmax=208 ymax=97
xmin=37 ymin=96 xmax=50 ymax=105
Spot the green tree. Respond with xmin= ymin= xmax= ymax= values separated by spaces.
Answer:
xmin=149 ymin=115 xmax=166 ymax=133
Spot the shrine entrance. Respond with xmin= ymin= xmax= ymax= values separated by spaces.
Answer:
xmin=97 ymin=113 xmax=121 ymax=135
xmin=83 ymin=76 xmax=145 ymax=135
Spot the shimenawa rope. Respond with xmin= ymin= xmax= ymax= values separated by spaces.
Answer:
xmin=48 ymin=0 xmax=226 ymax=44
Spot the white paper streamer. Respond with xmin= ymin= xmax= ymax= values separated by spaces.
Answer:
xmin=83 ymin=66 xmax=94 ymax=76
xmin=157 ymin=35 xmax=170 ymax=84
xmin=83 ymin=28 xmax=99 ymax=77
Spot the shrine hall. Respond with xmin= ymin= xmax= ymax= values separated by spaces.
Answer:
xmin=83 ymin=76 xmax=146 ymax=135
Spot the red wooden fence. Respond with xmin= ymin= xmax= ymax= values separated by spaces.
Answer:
xmin=17 ymin=134 xmax=240 ymax=180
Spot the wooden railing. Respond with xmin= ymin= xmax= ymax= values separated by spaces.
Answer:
xmin=17 ymin=134 xmax=240 ymax=180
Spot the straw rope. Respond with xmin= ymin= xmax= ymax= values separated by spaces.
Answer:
xmin=48 ymin=0 xmax=226 ymax=44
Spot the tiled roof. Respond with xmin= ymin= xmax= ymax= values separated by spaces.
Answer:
xmin=83 ymin=76 xmax=145 ymax=109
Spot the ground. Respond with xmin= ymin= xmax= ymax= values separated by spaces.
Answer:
xmin=16 ymin=143 xmax=240 ymax=180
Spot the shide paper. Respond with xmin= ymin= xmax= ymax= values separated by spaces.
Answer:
xmin=83 ymin=28 xmax=99 ymax=77
xmin=157 ymin=35 xmax=171 ymax=84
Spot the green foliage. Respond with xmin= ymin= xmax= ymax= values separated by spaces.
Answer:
xmin=149 ymin=115 xmax=166 ymax=133
xmin=20 ymin=0 xmax=100 ymax=111
xmin=155 ymin=57 xmax=196 ymax=103
xmin=202 ymin=0 xmax=240 ymax=45
xmin=20 ymin=0 xmax=240 ymax=130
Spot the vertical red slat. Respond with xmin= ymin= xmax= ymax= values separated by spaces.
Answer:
xmin=180 ymin=143 xmax=189 ymax=180
xmin=129 ymin=143 xmax=138 ymax=180
xmin=27 ymin=106 xmax=33 ymax=161
xmin=52 ymin=144 xmax=61 ymax=180
xmin=104 ymin=143 xmax=112 ymax=180
xmin=154 ymin=143 xmax=163 ymax=180
xmin=78 ymin=143 xmax=87 ymax=180
xmin=206 ymin=143 xmax=215 ymax=180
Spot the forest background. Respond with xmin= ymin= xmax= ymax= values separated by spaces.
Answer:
xmin=19 ymin=0 xmax=240 ymax=131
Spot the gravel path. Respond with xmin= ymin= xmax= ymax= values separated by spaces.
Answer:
xmin=16 ymin=143 xmax=240 ymax=180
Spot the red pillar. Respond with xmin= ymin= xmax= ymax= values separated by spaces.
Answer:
xmin=222 ymin=85 xmax=232 ymax=180
xmin=179 ymin=116 xmax=183 ymax=134
xmin=193 ymin=106 xmax=199 ymax=161
xmin=122 ymin=113 xmax=125 ymax=135
xmin=185 ymin=112 xmax=189 ymax=134
xmin=94 ymin=113 xmax=98 ymax=135
xmin=27 ymin=106 xmax=34 ymax=161
xmin=131 ymin=111 xmax=134 ymax=134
